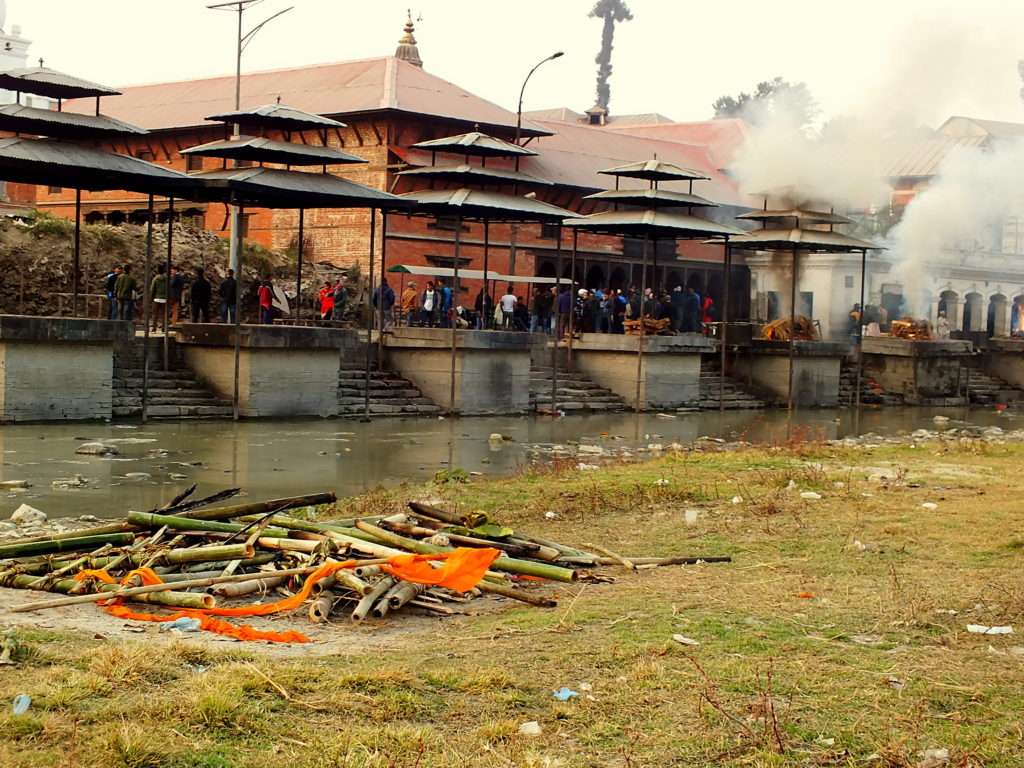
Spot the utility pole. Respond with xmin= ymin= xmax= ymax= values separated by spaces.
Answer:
xmin=207 ymin=1 xmax=294 ymax=275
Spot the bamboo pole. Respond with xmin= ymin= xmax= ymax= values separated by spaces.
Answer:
xmin=356 ymin=521 xmax=577 ymax=583
xmin=596 ymin=555 xmax=732 ymax=567
xmin=352 ymin=576 xmax=395 ymax=622
xmin=586 ymin=543 xmax=636 ymax=570
xmin=475 ymin=579 xmax=557 ymax=607
xmin=8 ymin=562 xmax=391 ymax=613
xmin=179 ymin=493 xmax=336 ymax=521
xmin=0 ymin=533 xmax=135 ymax=560
xmin=126 ymin=511 xmax=288 ymax=539
xmin=212 ymin=575 xmax=288 ymax=598
xmin=7 ymin=575 xmax=215 ymax=610
xmin=163 ymin=543 xmax=253 ymax=565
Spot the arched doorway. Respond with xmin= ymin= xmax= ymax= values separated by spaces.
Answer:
xmin=989 ymin=293 xmax=1009 ymax=337
xmin=938 ymin=290 xmax=959 ymax=329
xmin=963 ymin=292 xmax=983 ymax=333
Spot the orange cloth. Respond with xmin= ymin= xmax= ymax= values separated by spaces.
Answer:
xmin=74 ymin=548 xmax=500 ymax=644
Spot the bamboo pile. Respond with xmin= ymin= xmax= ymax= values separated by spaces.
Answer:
xmin=0 ymin=487 xmax=730 ymax=639
xmin=624 ymin=317 xmax=672 ymax=336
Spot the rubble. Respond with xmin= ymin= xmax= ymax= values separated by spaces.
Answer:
xmin=9 ymin=505 xmax=45 ymax=526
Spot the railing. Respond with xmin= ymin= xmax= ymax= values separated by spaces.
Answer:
xmin=53 ymin=293 xmax=110 ymax=319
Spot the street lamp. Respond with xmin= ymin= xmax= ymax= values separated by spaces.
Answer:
xmin=515 ymin=51 xmax=564 ymax=146
xmin=207 ymin=0 xmax=294 ymax=276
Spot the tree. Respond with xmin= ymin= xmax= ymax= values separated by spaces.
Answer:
xmin=712 ymin=77 xmax=818 ymax=129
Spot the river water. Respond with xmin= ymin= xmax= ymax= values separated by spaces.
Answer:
xmin=0 ymin=407 xmax=1014 ymax=520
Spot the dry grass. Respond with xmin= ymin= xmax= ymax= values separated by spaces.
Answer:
xmin=2 ymin=439 xmax=1024 ymax=767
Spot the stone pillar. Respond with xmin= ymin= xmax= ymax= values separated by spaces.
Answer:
xmin=967 ymin=298 xmax=984 ymax=332
xmin=996 ymin=302 xmax=1012 ymax=337
xmin=949 ymin=299 xmax=964 ymax=331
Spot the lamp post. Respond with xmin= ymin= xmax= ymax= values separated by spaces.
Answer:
xmin=510 ymin=51 xmax=563 ymax=276
xmin=514 ymin=51 xmax=564 ymax=146
xmin=207 ymin=0 xmax=294 ymax=276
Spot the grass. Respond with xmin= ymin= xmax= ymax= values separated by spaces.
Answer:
xmin=2 ymin=437 xmax=1024 ymax=766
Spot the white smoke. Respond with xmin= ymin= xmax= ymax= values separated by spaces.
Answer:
xmin=888 ymin=140 xmax=1024 ymax=315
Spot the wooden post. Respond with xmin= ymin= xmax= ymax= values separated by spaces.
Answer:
xmin=720 ymin=241 xmax=731 ymax=413
xmin=295 ymin=208 xmax=304 ymax=322
xmin=164 ymin=197 xmax=174 ymax=372
xmin=855 ymin=247 xmax=867 ymax=411
xmin=550 ymin=226 xmax=563 ymax=414
xmin=72 ymin=189 xmax=81 ymax=316
xmin=232 ymin=205 xmax=245 ymax=421
xmin=362 ymin=208 xmax=377 ymax=422
xmin=635 ymin=234 xmax=649 ymax=413
xmin=788 ymin=245 xmax=798 ymax=414
xmin=449 ymin=216 xmax=463 ymax=414
xmin=377 ymin=211 xmax=388 ymax=370
xmin=141 ymin=195 xmax=155 ymax=423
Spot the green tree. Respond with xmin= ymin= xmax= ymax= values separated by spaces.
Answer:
xmin=712 ymin=77 xmax=818 ymax=129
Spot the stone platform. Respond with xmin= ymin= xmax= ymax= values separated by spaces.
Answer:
xmin=383 ymin=327 xmax=531 ymax=415
xmin=861 ymin=336 xmax=973 ymax=405
xmin=0 ymin=315 xmax=132 ymax=422
xmin=732 ymin=340 xmax=847 ymax=408
xmin=568 ymin=333 xmax=713 ymax=411
xmin=982 ymin=338 xmax=1024 ymax=391
xmin=175 ymin=324 xmax=355 ymax=418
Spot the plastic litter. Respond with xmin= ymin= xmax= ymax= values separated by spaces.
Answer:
xmin=672 ymin=634 xmax=700 ymax=646
xmin=159 ymin=616 xmax=202 ymax=633
xmin=967 ymin=624 xmax=1013 ymax=635
xmin=800 ymin=491 xmax=822 ymax=500
xmin=518 ymin=721 xmax=543 ymax=736
xmin=553 ymin=687 xmax=578 ymax=701
xmin=12 ymin=694 xmax=30 ymax=715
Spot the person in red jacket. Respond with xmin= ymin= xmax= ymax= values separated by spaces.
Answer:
xmin=702 ymin=295 xmax=715 ymax=334
xmin=318 ymin=280 xmax=334 ymax=321
xmin=258 ymin=279 xmax=274 ymax=324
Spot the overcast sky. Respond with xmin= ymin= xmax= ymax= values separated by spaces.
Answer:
xmin=9 ymin=0 xmax=1024 ymax=128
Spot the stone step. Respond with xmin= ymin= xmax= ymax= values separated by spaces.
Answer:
xmin=113 ymin=404 xmax=235 ymax=419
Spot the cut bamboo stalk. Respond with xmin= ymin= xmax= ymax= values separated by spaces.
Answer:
xmin=163 ymin=543 xmax=253 ymax=565
xmin=0 ymin=533 xmax=135 ymax=560
xmin=180 ymin=493 xmax=337 ymax=521
xmin=210 ymin=575 xmax=288 ymax=598
xmin=587 ymin=543 xmax=636 ymax=571
xmin=7 ymin=575 xmax=215 ymax=609
xmin=352 ymin=576 xmax=395 ymax=622
xmin=409 ymin=599 xmax=453 ymax=615
xmin=356 ymin=521 xmax=578 ymax=583
xmin=8 ymin=563 xmax=399 ymax=613
xmin=126 ymin=511 xmax=289 ymax=539
xmin=8 ymin=522 xmax=137 ymax=546
xmin=354 ymin=564 xmax=383 ymax=579
xmin=382 ymin=521 xmax=537 ymax=557
xmin=388 ymin=581 xmax=426 ymax=610
xmin=308 ymin=594 xmax=336 ymax=623
xmin=595 ymin=555 xmax=732 ymax=566
xmin=475 ymin=579 xmax=558 ymax=608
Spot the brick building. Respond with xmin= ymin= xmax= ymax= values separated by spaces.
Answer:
xmin=20 ymin=17 xmax=751 ymax=307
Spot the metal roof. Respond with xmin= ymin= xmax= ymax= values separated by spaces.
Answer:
xmin=0 ymin=136 xmax=193 ymax=196
xmin=397 ymin=163 xmax=553 ymax=187
xmin=599 ymin=159 xmax=709 ymax=182
xmin=563 ymin=209 xmax=743 ymax=239
xmin=0 ymin=104 xmax=147 ymax=139
xmin=206 ymin=103 xmax=346 ymax=131
xmin=0 ymin=66 xmax=120 ymax=99
xmin=722 ymin=228 xmax=883 ymax=252
xmin=192 ymin=166 xmax=409 ymax=210
xmin=584 ymin=188 xmax=717 ymax=208
xmin=738 ymin=208 xmax=853 ymax=226
xmin=181 ymin=136 xmax=366 ymax=167
xmin=886 ymin=134 xmax=986 ymax=179
xmin=80 ymin=57 xmax=551 ymax=137
xmin=411 ymin=131 xmax=538 ymax=158
xmin=397 ymin=187 xmax=573 ymax=222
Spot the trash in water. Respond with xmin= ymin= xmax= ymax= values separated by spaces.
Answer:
xmin=12 ymin=694 xmax=30 ymax=715
xmin=966 ymin=624 xmax=1013 ymax=635
xmin=553 ymin=687 xmax=578 ymax=701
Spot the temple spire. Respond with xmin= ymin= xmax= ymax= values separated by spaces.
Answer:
xmin=395 ymin=10 xmax=423 ymax=68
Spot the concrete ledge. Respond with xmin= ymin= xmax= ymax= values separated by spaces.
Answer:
xmin=751 ymin=339 xmax=849 ymax=357
xmin=176 ymin=323 xmax=356 ymax=350
xmin=384 ymin=327 xmax=532 ymax=352
xmin=571 ymin=332 xmax=713 ymax=354
xmin=0 ymin=315 xmax=132 ymax=343
xmin=986 ymin=338 xmax=1024 ymax=354
xmin=862 ymin=337 xmax=973 ymax=357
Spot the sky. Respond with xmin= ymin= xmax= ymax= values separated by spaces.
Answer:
xmin=7 ymin=0 xmax=1024 ymax=128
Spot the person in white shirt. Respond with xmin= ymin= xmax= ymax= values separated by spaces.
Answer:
xmin=499 ymin=286 xmax=517 ymax=329
xmin=421 ymin=281 xmax=438 ymax=327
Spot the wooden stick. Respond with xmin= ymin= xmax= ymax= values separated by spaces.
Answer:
xmin=586 ymin=543 xmax=636 ymax=571
xmin=7 ymin=560 xmax=392 ymax=613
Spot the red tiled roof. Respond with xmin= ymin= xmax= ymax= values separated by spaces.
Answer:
xmin=606 ymin=119 xmax=751 ymax=169
xmin=65 ymin=56 xmax=549 ymax=137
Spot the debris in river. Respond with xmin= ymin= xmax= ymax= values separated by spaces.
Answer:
xmin=51 ymin=475 xmax=90 ymax=489
xmin=0 ymin=491 xmax=732 ymax=643
xmin=10 ymin=504 xmax=45 ymax=526
xmin=75 ymin=443 xmax=120 ymax=456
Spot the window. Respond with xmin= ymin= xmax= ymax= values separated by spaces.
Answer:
xmin=428 ymin=216 xmax=467 ymax=232
xmin=48 ymin=186 xmax=63 ymax=194
xmin=844 ymin=275 xmax=855 ymax=288
xmin=186 ymin=154 xmax=204 ymax=172
xmin=539 ymin=222 xmax=559 ymax=240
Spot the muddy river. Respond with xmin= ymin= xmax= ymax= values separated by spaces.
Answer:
xmin=0 ymin=407 xmax=1012 ymax=520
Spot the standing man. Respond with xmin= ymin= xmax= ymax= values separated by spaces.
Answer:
xmin=103 ymin=265 xmax=121 ymax=320
xmin=169 ymin=266 xmax=185 ymax=325
xmin=332 ymin=278 xmax=349 ymax=322
xmin=150 ymin=264 xmax=168 ymax=332
xmin=421 ymin=281 xmax=438 ymax=327
xmin=532 ymin=286 xmax=553 ymax=334
xmin=372 ymin=277 xmax=396 ymax=329
xmin=556 ymin=285 xmax=572 ymax=338
xmin=499 ymin=285 xmax=517 ymax=329
xmin=218 ymin=268 xmax=237 ymax=323
xmin=401 ymin=280 xmax=419 ymax=326
xmin=437 ymin=278 xmax=452 ymax=328
xmin=114 ymin=264 xmax=137 ymax=323
xmin=258 ymin=279 xmax=274 ymax=324
xmin=191 ymin=267 xmax=211 ymax=323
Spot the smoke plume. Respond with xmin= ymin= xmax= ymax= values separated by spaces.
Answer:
xmin=589 ymin=0 xmax=632 ymax=111
xmin=888 ymin=140 xmax=1024 ymax=315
